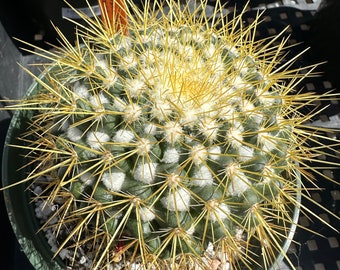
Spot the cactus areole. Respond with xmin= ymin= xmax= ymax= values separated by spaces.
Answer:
xmin=2 ymin=0 xmax=339 ymax=269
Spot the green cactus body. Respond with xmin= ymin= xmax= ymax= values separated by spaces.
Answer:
xmin=4 ymin=0 xmax=336 ymax=269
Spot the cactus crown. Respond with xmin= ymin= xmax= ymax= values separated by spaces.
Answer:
xmin=3 ymin=0 xmax=339 ymax=269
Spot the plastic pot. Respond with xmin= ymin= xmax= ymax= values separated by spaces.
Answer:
xmin=2 ymin=76 xmax=65 ymax=269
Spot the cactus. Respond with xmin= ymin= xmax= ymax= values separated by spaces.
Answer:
xmin=2 ymin=0 xmax=339 ymax=269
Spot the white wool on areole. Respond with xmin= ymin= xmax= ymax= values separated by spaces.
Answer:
xmin=101 ymin=171 xmax=126 ymax=191
xmin=133 ymin=162 xmax=158 ymax=184
xmin=161 ymin=187 xmax=191 ymax=211
xmin=86 ymin=131 xmax=111 ymax=150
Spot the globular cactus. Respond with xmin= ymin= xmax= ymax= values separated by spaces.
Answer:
xmin=3 ymin=0 xmax=339 ymax=269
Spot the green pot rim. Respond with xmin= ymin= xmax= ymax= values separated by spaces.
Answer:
xmin=2 ymin=67 xmax=65 ymax=270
